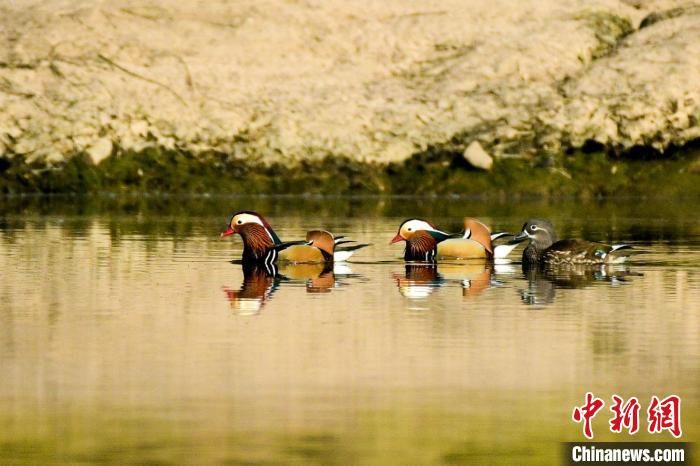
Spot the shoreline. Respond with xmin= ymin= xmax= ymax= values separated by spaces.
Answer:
xmin=1 ymin=144 xmax=699 ymax=198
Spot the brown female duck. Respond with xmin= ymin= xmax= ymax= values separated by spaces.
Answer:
xmin=511 ymin=218 xmax=632 ymax=269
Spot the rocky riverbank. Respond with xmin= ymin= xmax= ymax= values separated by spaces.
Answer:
xmin=1 ymin=0 xmax=699 ymax=195
xmin=1 ymin=143 xmax=698 ymax=198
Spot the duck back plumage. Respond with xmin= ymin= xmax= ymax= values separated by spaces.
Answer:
xmin=541 ymin=240 xmax=632 ymax=266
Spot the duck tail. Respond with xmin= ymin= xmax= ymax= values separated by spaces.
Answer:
xmin=610 ymin=244 xmax=632 ymax=253
xmin=272 ymin=240 xmax=308 ymax=252
xmin=490 ymin=231 xmax=513 ymax=241
xmin=334 ymin=239 xmax=356 ymax=246
xmin=334 ymin=243 xmax=370 ymax=262
xmin=493 ymin=243 xmax=519 ymax=259
xmin=606 ymin=244 xmax=633 ymax=263
xmin=491 ymin=232 xmax=518 ymax=259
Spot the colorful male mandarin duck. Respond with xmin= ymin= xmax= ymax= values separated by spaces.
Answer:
xmin=390 ymin=217 xmax=516 ymax=261
xmin=220 ymin=211 xmax=368 ymax=264
xmin=389 ymin=219 xmax=453 ymax=261
xmin=438 ymin=218 xmax=517 ymax=260
xmin=511 ymin=218 xmax=632 ymax=268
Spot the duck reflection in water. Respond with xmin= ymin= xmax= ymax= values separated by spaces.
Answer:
xmin=519 ymin=264 xmax=642 ymax=306
xmin=440 ymin=262 xmax=494 ymax=299
xmin=393 ymin=264 xmax=443 ymax=299
xmin=223 ymin=262 xmax=281 ymax=315
xmin=224 ymin=262 xmax=357 ymax=314
xmin=393 ymin=262 xmax=495 ymax=300
xmin=277 ymin=262 xmax=336 ymax=293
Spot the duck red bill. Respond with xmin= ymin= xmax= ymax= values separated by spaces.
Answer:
xmin=220 ymin=226 xmax=235 ymax=238
xmin=389 ymin=233 xmax=403 ymax=244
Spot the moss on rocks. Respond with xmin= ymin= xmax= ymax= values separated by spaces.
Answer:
xmin=577 ymin=10 xmax=634 ymax=60
xmin=2 ymin=144 xmax=699 ymax=198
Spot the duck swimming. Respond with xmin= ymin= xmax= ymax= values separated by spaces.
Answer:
xmin=389 ymin=218 xmax=452 ymax=262
xmin=390 ymin=217 xmax=516 ymax=262
xmin=511 ymin=218 xmax=632 ymax=268
xmin=220 ymin=211 xmax=369 ymax=264
xmin=438 ymin=217 xmax=518 ymax=260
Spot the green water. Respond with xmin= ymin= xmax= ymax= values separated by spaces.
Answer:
xmin=0 ymin=196 xmax=698 ymax=464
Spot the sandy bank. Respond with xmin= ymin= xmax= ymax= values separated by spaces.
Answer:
xmin=0 ymin=0 xmax=699 ymax=169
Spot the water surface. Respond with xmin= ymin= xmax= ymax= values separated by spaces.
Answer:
xmin=0 ymin=196 xmax=698 ymax=464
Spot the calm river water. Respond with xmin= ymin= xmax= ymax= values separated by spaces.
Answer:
xmin=0 ymin=196 xmax=698 ymax=464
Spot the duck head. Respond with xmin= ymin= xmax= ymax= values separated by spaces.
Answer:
xmin=512 ymin=218 xmax=556 ymax=250
xmin=390 ymin=219 xmax=448 ymax=244
xmin=462 ymin=217 xmax=494 ymax=255
xmin=306 ymin=229 xmax=335 ymax=257
xmin=390 ymin=218 xmax=451 ymax=261
xmin=220 ymin=211 xmax=282 ymax=261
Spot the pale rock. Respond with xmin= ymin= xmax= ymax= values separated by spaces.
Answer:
xmin=72 ymin=135 xmax=93 ymax=149
xmin=45 ymin=150 xmax=65 ymax=165
xmin=160 ymin=136 xmax=176 ymax=150
xmin=463 ymin=141 xmax=493 ymax=171
xmin=14 ymin=138 xmax=37 ymax=155
xmin=4 ymin=126 xmax=22 ymax=139
xmin=17 ymin=118 xmax=30 ymax=130
xmin=381 ymin=140 xmax=414 ymax=163
xmin=87 ymin=138 xmax=113 ymax=165
xmin=130 ymin=120 xmax=149 ymax=137
xmin=26 ymin=150 xmax=50 ymax=164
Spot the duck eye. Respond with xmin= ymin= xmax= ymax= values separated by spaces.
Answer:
xmin=530 ymin=225 xmax=537 ymax=231
xmin=237 ymin=220 xmax=243 ymax=225
xmin=407 ymin=227 xmax=412 ymax=232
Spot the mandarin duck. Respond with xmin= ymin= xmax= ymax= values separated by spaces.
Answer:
xmin=511 ymin=219 xmax=632 ymax=269
xmin=220 ymin=211 xmax=369 ymax=264
xmin=389 ymin=219 xmax=452 ymax=261
xmin=438 ymin=218 xmax=518 ymax=260
xmin=390 ymin=217 xmax=516 ymax=261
